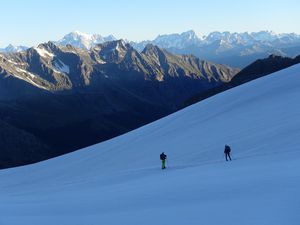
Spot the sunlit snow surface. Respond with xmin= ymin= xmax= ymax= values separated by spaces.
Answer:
xmin=0 ymin=64 xmax=300 ymax=224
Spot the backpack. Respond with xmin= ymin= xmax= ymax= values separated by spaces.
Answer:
xmin=225 ymin=146 xmax=231 ymax=153
xmin=160 ymin=153 xmax=166 ymax=160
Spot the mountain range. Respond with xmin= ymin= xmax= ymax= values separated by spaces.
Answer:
xmin=0 ymin=40 xmax=238 ymax=168
xmin=0 ymin=44 xmax=28 ymax=53
xmin=131 ymin=30 xmax=300 ymax=68
xmin=2 ymin=30 xmax=300 ymax=68
xmin=1 ymin=36 xmax=300 ymax=169
xmin=0 ymin=40 xmax=238 ymax=99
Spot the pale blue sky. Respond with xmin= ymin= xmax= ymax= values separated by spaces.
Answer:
xmin=1 ymin=0 xmax=299 ymax=47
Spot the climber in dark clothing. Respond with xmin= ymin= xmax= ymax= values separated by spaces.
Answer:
xmin=224 ymin=145 xmax=232 ymax=161
xmin=160 ymin=152 xmax=167 ymax=169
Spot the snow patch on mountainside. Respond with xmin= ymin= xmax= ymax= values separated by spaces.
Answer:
xmin=34 ymin=47 xmax=55 ymax=58
xmin=15 ymin=67 xmax=36 ymax=79
xmin=53 ymin=60 xmax=70 ymax=74
xmin=5 ymin=59 xmax=27 ymax=66
xmin=7 ymin=69 xmax=48 ymax=90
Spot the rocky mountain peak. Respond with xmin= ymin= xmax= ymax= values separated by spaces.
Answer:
xmin=142 ymin=44 xmax=162 ymax=55
xmin=181 ymin=30 xmax=199 ymax=40
xmin=92 ymin=39 xmax=131 ymax=63
xmin=32 ymin=42 xmax=58 ymax=59
xmin=37 ymin=41 xmax=59 ymax=51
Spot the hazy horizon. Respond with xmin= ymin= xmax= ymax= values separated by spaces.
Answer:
xmin=1 ymin=0 xmax=299 ymax=47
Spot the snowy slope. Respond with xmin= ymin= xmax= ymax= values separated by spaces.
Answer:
xmin=0 ymin=64 xmax=300 ymax=224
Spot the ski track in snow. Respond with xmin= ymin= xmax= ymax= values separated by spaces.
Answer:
xmin=0 ymin=64 xmax=300 ymax=224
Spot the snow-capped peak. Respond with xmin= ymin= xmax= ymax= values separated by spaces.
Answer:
xmin=181 ymin=30 xmax=198 ymax=40
xmin=0 ymin=44 xmax=28 ymax=53
xmin=71 ymin=30 xmax=92 ymax=39
xmin=152 ymin=30 xmax=202 ymax=49
xmin=250 ymin=30 xmax=279 ymax=42
xmin=56 ymin=31 xmax=117 ymax=50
